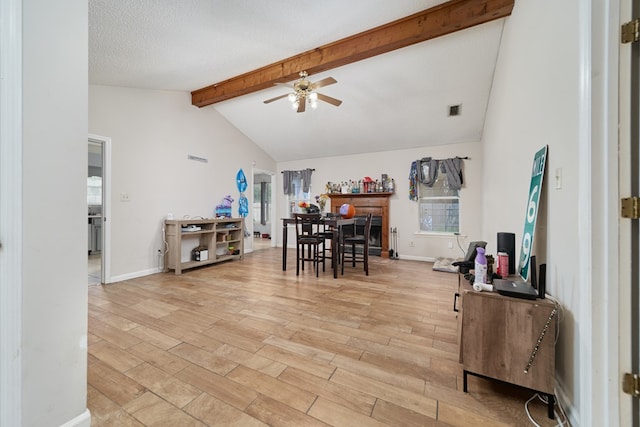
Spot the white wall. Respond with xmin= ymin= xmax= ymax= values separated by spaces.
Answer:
xmin=89 ymin=86 xmax=276 ymax=279
xmin=481 ymin=0 xmax=587 ymax=424
xmin=22 ymin=0 xmax=90 ymax=425
xmin=276 ymin=141 xmax=484 ymax=260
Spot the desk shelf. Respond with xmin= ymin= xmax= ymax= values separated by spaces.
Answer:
xmin=164 ymin=218 xmax=244 ymax=275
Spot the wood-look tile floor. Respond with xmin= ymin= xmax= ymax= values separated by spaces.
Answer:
xmin=87 ymin=248 xmax=563 ymax=426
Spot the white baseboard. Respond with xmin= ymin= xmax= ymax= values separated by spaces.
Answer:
xmin=60 ymin=408 xmax=91 ymax=427
xmin=108 ymin=267 xmax=162 ymax=283
xmin=555 ymin=382 xmax=578 ymax=426
xmin=394 ymin=254 xmax=434 ymax=262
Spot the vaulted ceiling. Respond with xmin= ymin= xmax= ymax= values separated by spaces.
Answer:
xmin=89 ymin=0 xmax=512 ymax=162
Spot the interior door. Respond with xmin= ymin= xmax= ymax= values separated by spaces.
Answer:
xmin=622 ymin=0 xmax=640 ymax=423
xmin=632 ymin=3 xmax=640 ymax=421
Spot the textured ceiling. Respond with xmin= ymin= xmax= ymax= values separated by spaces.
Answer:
xmin=89 ymin=1 xmax=505 ymax=162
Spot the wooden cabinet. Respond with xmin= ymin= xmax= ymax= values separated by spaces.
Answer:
xmin=458 ymin=278 xmax=557 ymax=418
xmin=327 ymin=192 xmax=392 ymax=257
xmin=164 ymin=218 xmax=244 ymax=275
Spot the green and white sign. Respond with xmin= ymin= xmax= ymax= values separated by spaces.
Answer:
xmin=518 ymin=145 xmax=547 ymax=280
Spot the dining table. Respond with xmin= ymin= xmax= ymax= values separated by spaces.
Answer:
xmin=282 ymin=216 xmax=355 ymax=278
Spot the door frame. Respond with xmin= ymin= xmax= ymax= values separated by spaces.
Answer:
xmin=618 ymin=0 xmax=636 ymax=422
xmin=89 ymin=134 xmax=112 ymax=283
xmin=0 ymin=0 xmax=22 ymax=423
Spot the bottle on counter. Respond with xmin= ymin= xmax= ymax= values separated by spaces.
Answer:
xmin=474 ymin=247 xmax=487 ymax=284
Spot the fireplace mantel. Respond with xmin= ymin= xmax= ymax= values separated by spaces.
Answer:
xmin=328 ymin=192 xmax=393 ymax=258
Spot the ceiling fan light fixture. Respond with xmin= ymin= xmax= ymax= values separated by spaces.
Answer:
xmin=263 ymin=70 xmax=341 ymax=113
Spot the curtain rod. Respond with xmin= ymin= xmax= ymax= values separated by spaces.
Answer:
xmin=281 ymin=168 xmax=316 ymax=173
xmin=420 ymin=156 xmax=469 ymax=160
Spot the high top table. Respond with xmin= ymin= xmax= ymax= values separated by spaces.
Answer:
xmin=282 ymin=216 xmax=355 ymax=278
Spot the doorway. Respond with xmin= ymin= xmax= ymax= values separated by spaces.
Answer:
xmin=252 ymin=169 xmax=276 ymax=252
xmin=88 ymin=135 xmax=111 ymax=284
xmin=88 ymin=140 xmax=102 ymax=284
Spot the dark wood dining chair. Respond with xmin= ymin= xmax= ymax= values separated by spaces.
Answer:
xmin=293 ymin=213 xmax=325 ymax=276
xmin=317 ymin=212 xmax=340 ymax=269
xmin=341 ymin=213 xmax=373 ymax=275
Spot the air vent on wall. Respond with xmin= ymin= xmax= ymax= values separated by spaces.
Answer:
xmin=448 ymin=104 xmax=461 ymax=116
xmin=188 ymin=154 xmax=208 ymax=163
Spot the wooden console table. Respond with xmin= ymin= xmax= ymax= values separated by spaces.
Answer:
xmin=327 ymin=192 xmax=392 ymax=258
xmin=456 ymin=277 xmax=558 ymax=419
xmin=164 ymin=218 xmax=244 ymax=275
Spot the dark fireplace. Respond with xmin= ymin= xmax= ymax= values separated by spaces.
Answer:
xmin=328 ymin=193 xmax=391 ymax=258
xmin=350 ymin=215 xmax=382 ymax=256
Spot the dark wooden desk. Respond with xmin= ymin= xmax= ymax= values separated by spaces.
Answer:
xmin=282 ymin=217 xmax=355 ymax=278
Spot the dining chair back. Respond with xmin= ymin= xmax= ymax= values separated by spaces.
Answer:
xmin=341 ymin=213 xmax=373 ymax=275
xmin=293 ymin=213 xmax=325 ymax=276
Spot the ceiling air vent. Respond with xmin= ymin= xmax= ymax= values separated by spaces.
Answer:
xmin=448 ymin=104 xmax=461 ymax=116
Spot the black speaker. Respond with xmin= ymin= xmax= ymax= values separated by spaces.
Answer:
xmin=538 ymin=264 xmax=546 ymax=299
xmin=530 ymin=256 xmax=537 ymax=290
xmin=497 ymin=232 xmax=516 ymax=275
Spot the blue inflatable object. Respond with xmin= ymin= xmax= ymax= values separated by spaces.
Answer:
xmin=237 ymin=169 xmax=249 ymax=218
xmin=239 ymin=194 xmax=248 ymax=217
xmin=236 ymin=169 xmax=248 ymax=193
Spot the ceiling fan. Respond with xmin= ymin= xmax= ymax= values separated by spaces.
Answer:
xmin=263 ymin=71 xmax=342 ymax=113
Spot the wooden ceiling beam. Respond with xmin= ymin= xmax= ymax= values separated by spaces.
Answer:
xmin=191 ymin=0 xmax=514 ymax=108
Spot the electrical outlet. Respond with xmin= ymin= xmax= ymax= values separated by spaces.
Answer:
xmin=448 ymin=241 xmax=453 ymax=249
xmin=409 ymin=241 xmax=415 ymax=247
xmin=555 ymin=167 xmax=562 ymax=189
xmin=120 ymin=192 xmax=130 ymax=202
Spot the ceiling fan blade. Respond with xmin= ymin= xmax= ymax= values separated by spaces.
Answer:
xmin=311 ymin=77 xmax=337 ymax=90
xmin=317 ymin=93 xmax=342 ymax=107
xmin=263 ymin=93 xmax=290 ymax=104
xmin=297 ymin=98 xmax=306 ymax=113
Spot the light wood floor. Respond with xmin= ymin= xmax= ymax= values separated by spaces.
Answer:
xmin=87 ymin=248 xmax=562 ymax=426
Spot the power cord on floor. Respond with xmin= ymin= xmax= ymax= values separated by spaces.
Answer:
xmin=552 ymin=389 xmax=571 ymax=427
xmin=159 ymin=226 xmax=169 ymax=271
xmin=525 ymin=393 xmax=569 ymax=426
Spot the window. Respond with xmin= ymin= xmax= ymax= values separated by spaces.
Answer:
xmin=419 ymin=172 xmax=459 ymax=233
xmin=287 ymin=175 xmax=311 ymax=216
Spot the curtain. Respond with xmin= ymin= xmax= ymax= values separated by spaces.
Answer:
xmin=440 ymin=157 xmax=463 ymax=190
xmin=282 ymin=168 xmax=314 ymax=195
xmin=414 ymin=157 xmax=465 ymax=192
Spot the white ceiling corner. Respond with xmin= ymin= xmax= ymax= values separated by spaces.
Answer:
xmin=89 ymin=1 xmax=505 ymax=162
